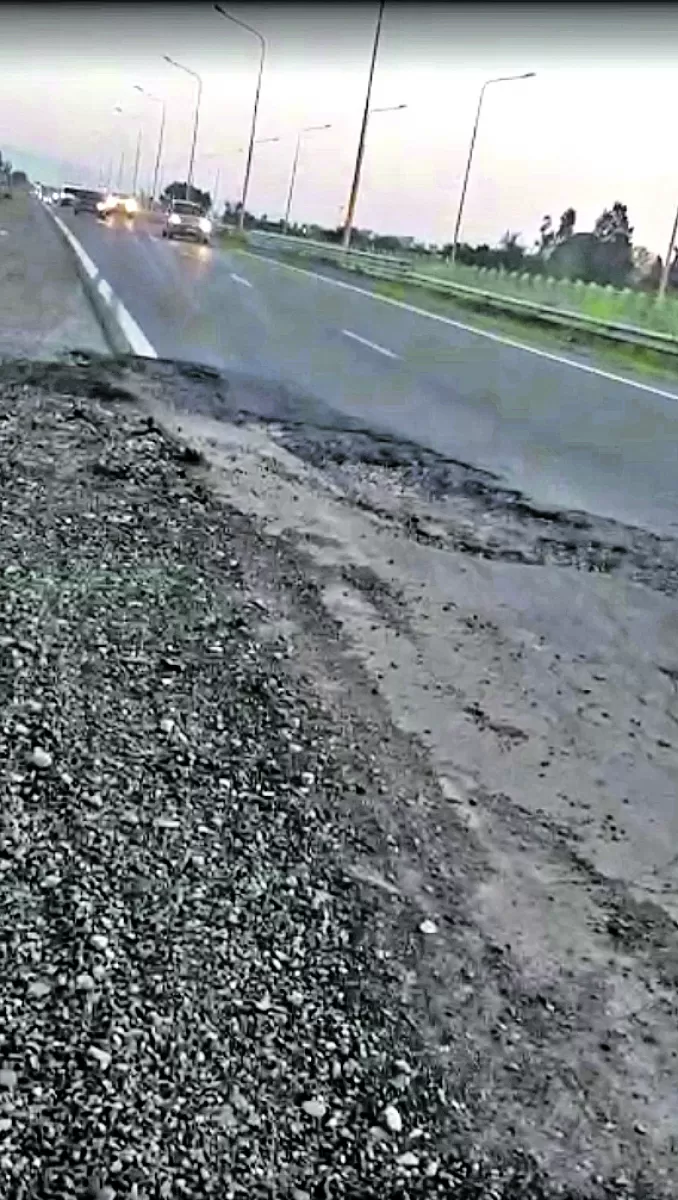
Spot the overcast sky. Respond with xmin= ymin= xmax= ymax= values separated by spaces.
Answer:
xmin=1 ymin=3 xmax=677 ymax=254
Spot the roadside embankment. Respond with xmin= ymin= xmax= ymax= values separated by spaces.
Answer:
xmin=0 ymin=190 xmax=107 ymax=360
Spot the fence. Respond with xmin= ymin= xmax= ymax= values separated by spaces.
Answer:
xmin=243 ymin=229 xmax=678 ymax=358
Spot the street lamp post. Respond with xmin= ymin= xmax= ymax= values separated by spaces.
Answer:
xmin=283 ymin=124 xmax=332 ymax=233
xmin=340 ymin=98 xmax=406 ymax=247
xmin=659 ymin=204 xmax=678 ymax=299
xmin=134 ymin=85 xmax=166 ymax=203
xmin=214 ymin=5 xmax=266 ymax=233
xmin=198 ymin=152 xmax=222 ymax=213
xmin=164 ymin=54 xmax=203 ymax=196
xmin=342 ymin=0 xmax=385 ymax=250
xmin=132 ymin=129 xmax=142 ymax=195
xmin=450 ymin=71 xmax=535 ymax=265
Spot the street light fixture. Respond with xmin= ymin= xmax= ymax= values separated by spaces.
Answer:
xmin=283 ymin=124 xmax=332 ymax=233
xmin=213 ymin=4 xmax=266 ymax=233
xmin=134 ymin=84 xmax=166 ymax=203
xmin=342 ymin=0 xmax=386 ymax=250
xmin=450 ymin=71 xmax=536 ymax=265
xmin=163 ymin=54 xmax=203 ymax=196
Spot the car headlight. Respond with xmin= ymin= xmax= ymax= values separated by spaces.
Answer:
xmin=198 ymin=217 xmax=212 ymax=234
xmin=124 ymin=197 xmax=138 ymax=214
xmin=96 ymin=200 xmax=107 ymax=211
xmin=169 ymin=213 xmax=182 ymax=225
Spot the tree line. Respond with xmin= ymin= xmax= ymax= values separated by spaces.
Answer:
xmin=444 ymin=202 xmax=663 ymax=290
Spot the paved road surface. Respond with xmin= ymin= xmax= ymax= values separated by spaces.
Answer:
xmin=63 ymin=210 xmax=678 ymax=537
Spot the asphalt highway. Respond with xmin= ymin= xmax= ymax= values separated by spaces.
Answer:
xmin=63 ymin=209 xmax=678 ymax=537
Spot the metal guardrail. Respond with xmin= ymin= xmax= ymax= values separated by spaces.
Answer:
xmin=244 ymin=230 xmax=678 ymax=358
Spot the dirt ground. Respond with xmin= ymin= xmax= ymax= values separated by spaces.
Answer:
xmin=2 ymin=355 xmax=677 ymax=1198
xmin=129 ymin=357 xmax=678 ymax=1196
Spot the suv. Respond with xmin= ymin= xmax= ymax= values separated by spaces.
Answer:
xmin=162 ymin=200 xmax=213 ymax=245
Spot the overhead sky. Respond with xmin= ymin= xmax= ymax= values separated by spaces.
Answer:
xmin=1 ymin=3 xmax=677 ymax=255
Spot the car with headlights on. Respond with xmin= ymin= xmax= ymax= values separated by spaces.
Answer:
xmin=162 ymin=200 xmax=213 ymax=245
xmin=98 ymin=192 xmax=139 ymax=219
xmin=72 ymin=188 xmax=108 ymax=216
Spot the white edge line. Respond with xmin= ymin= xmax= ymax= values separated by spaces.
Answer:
xmin=50 ymin=210 xmax=157 ymax=359
xmin=341 ymin=328 xmax=398 ymax=359
xmin=53 ymin=213 xmax=98 ymax=279
xmin=240 ymin=249 xmax=678 ymax=404
xmin=230 ymin=272 xmax=252 ymax=288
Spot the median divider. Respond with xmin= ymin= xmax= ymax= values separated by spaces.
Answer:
xmin=47 ymin=209 xmax=157 ymax=359
xmin=245 ymin=230 xmax=678 ymax=361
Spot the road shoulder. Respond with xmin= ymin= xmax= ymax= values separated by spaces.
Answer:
xmin=0 ymin=190 xmax=108 ymax=360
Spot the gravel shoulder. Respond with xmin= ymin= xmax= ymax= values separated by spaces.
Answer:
xmin=0 ymin=355 xmax=677 ymax=1199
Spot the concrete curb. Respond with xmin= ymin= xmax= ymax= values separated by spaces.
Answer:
xmin=45 ymin=207 xmax=157 ymax=359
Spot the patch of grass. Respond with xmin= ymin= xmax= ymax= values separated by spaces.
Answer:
xmin=217 ymin=228 xmax=248 ymax=251
xmin=405 ymin=254 xmax=678 ymax=338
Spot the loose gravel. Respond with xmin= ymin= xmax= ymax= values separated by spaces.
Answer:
xmin=0 ymin=364 xmax=660 ymax=1199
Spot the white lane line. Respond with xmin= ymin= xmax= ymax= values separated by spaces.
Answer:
xmin=50 ymin=212 xmax=157 ymax=359
xmin=240 ymin=250 xmax=678 ymax=404
xmin=53 ymin=214 xmax=98 ymax=279
xmin=230 ymin=272 xmax=252 ymax=288
xmin=341 ymin=328 xmax=398 ymax=359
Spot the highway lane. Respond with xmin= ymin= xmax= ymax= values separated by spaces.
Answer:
xmin=63 ymin=210 xmax=678 ymax=537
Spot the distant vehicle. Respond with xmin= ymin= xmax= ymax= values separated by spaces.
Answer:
xmin=55 ymin=184 xmax=106 ymax=214
xmin=57 ymin=185 xmax=84 ymax=208
xmin=99 ymin=192 xmax=139 ymax=218
xmin=162 ymin=200 xmax=212 ymax=245
xmin=72 ymin=187 xmax=108 ymax=216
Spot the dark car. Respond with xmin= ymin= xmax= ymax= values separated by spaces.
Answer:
xmin=72 ymin=188 xmax=107 ymax=215
xmin=58 ymin=185 xmax=106 ymax=215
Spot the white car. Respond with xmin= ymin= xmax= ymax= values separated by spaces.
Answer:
xmin=162 ymin=200 xmax=213 ymax=245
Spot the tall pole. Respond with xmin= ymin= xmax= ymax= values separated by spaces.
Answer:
xmin=152 ymin=103 xmax=165 ymax=202
xmin=342 ymin=0 xmax=385 ymax=251
xmin=117 ymin=149 xmax=125 ymax=190
xmin=132 ymin=130 xmax=142 ymax=194
xmin=284 ymin=134 xmax=302 ymax=233
xmin=163 ymin=56 xmax=203 ymax=197
xmin=213 ymin=5 xmax=267 ymax=233
xmin=659 ymin=203 xmax=678 ymax=299
xmin=450 ymin=72 xmax=535 ymax=265
xmin=284 ymin=123 xmax=332 ymax=233
xmin=187 ymin=77 xmax=202 ymax=192
xmin=135 ymin=86 xmax=166 ymax=204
